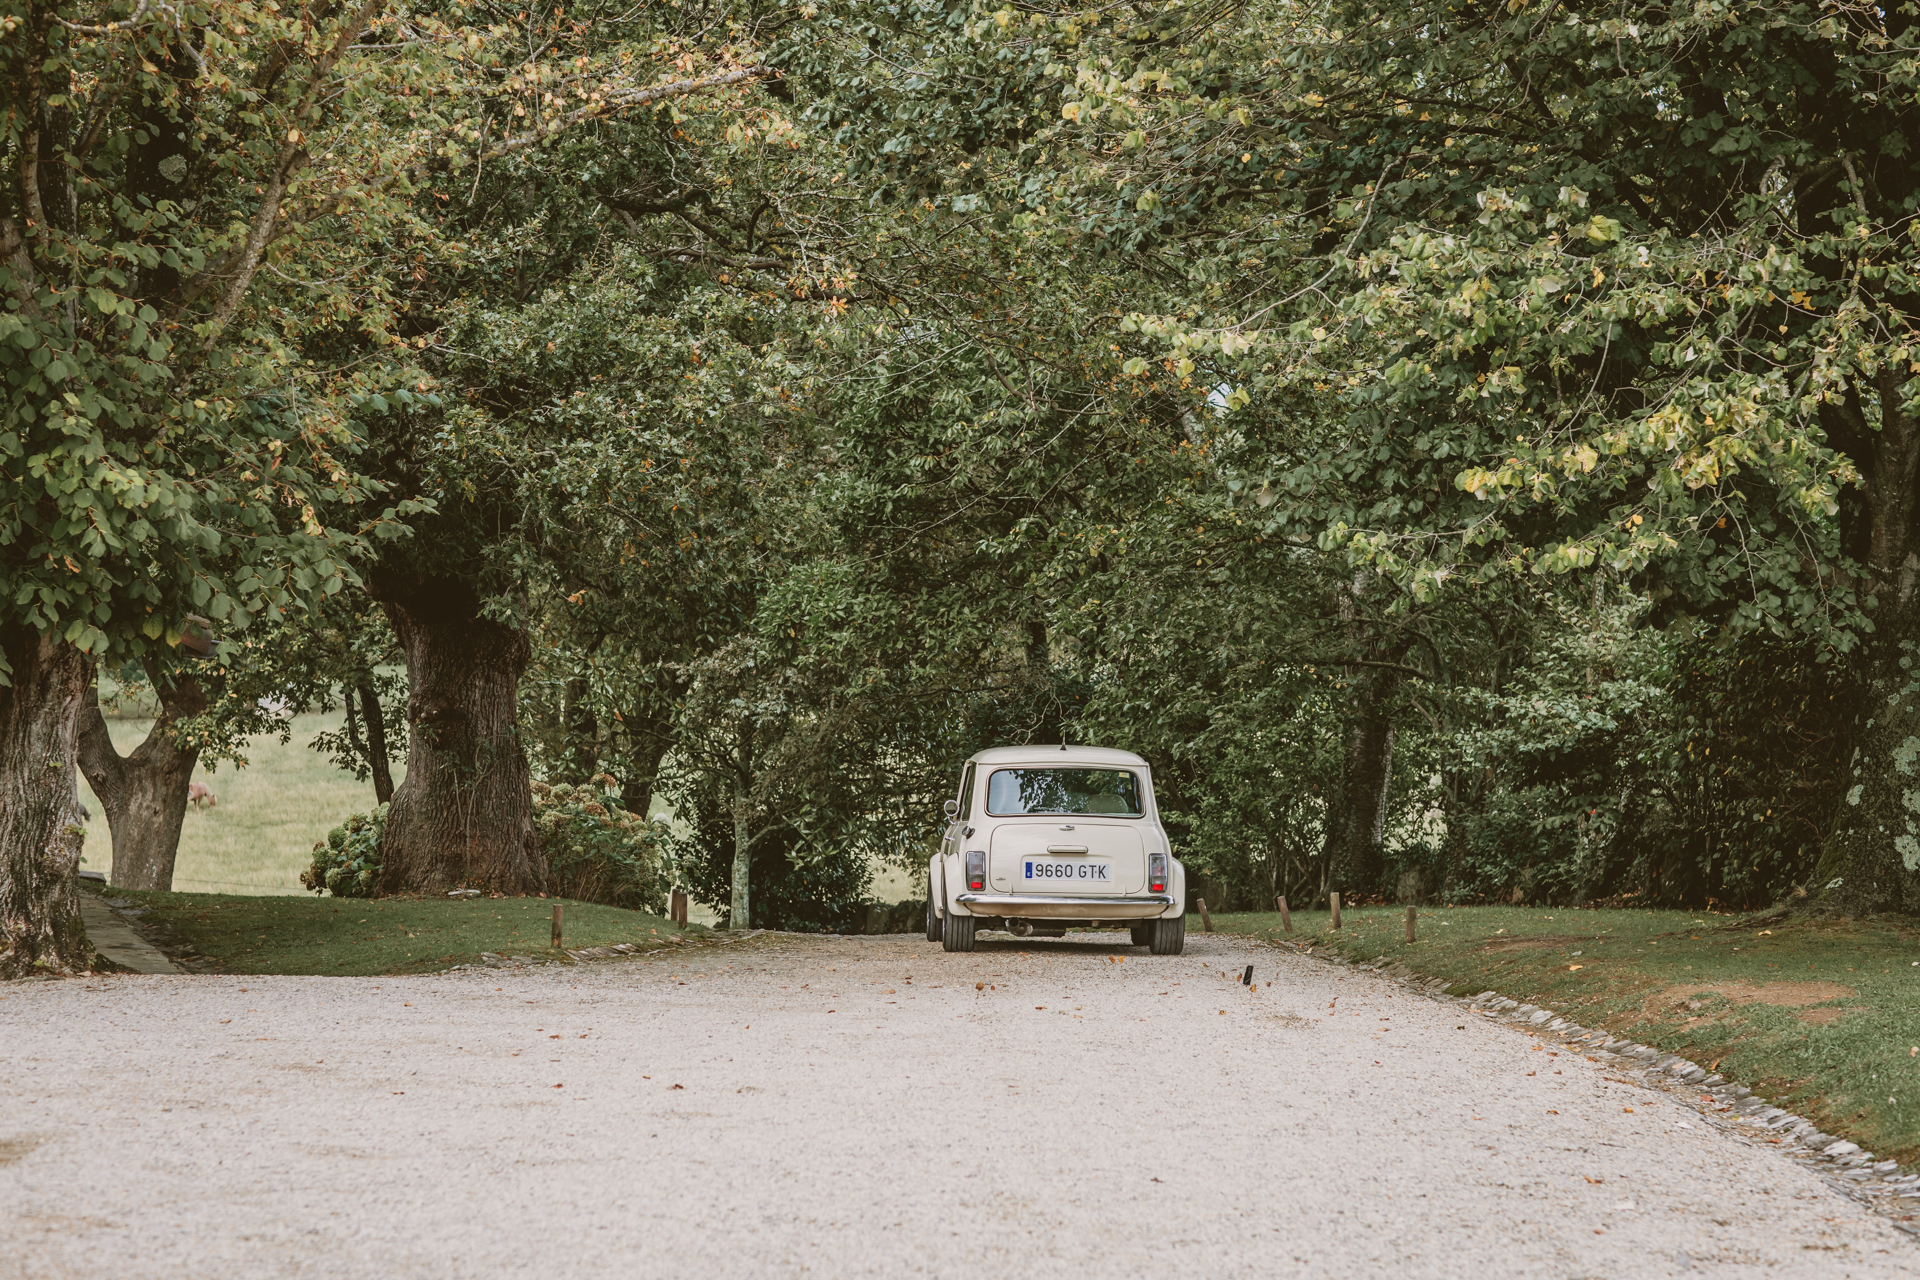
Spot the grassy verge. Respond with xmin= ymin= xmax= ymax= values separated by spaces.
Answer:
xmin=94 ymin=888 xmax=700 ymax=977
xmin=1197 ymin=904 xmax=1920 ymax=1165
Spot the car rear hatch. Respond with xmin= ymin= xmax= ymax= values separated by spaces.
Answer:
xmin=990 ymin=822 xmax=1145 ymax=894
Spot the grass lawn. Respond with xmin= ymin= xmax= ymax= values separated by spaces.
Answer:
xmin=95 ymin=888 xmax=700 ymax=976
xmin=1198 ymin=904 xmax=1920 ymax=1165
xmin=79 ymin=711 xmax=394 ymax=895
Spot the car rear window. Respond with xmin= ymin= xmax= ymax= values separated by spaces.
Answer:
xmin=985 ymin=768 xmax=1143 ymax=817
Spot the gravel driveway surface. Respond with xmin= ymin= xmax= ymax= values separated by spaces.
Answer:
xmin=3 ymin=929 xmax=1911 ymax=1279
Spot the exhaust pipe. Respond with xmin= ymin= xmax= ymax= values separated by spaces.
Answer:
xmin=1006 ymin=920 xmax=1067 ymax=938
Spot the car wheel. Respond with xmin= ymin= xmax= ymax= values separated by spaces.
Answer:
xmin=925 ymin=882 xmax=942 ymax=942
xmin=1148 ymin=915 xmax=1185 ymax=955
xmin=942 ymin=910 xmax=977 ymax=953
xmin=1129 ymin=922 xmax=1152 ymax=947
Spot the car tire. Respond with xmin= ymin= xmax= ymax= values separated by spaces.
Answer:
xmin=942 ymin=910 xmax=977 ymax=953
xmin=1129 ymin=922 xmax=1152 ymax=947
xmin=925 ymin=881 xmax=942 ymax=942
xmin=1148 ymin=915 xmax=1185 ymax=955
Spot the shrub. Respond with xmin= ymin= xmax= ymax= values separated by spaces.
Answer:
xmin=301 ymin=804 xmax=387 ymax=898
xmin=536 ymin=775 xmax=670 ymax=914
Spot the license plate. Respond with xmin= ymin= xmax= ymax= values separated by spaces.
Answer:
xmin=1023 ymin=858 xmax=1112 ymax=886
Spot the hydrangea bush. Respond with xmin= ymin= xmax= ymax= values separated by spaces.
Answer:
xmin=535 ymin=775 xmax=671 ymax=914
xmin=300 ymin=804 xmax=388 ymax=898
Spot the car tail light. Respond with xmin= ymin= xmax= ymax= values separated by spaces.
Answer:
xmin=965 ymin=850 xmax=986 ymax=891
xmin=1148 ymin=853 xmax=1168 ymax=893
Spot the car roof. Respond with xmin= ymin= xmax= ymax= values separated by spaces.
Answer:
xmin=966 ymin=745 xmax=1149 ymax=769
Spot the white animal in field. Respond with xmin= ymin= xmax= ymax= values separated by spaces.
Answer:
xmin=188 ymin=782 xmax=217 ymax=809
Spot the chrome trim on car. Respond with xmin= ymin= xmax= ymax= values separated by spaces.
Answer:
xmin=954 ymin=892 xmax=1174 ymax=920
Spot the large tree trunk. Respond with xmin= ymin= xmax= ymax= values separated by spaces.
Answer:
xmin=375 ymin=577 xmax=544 ymax=895
xmin=1322 ymin=699 xmax=1397 ymax=900
xmin=76 ymin=669 xmax=207 ymax=891
xmin=0 ymin=627 xmax=94 ymax=978
xmin=1812 ymin=372 xmax=1920 ymax=915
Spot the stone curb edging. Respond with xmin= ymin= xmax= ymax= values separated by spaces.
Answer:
xmin=1277 ymin=937 xmax=1920 ymax=1239
xmin=77 ymin=894 xmax=180 ymax=974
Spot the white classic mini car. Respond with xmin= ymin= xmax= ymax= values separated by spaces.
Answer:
xmin=925 ymin=745 xmax=1187 ymax=954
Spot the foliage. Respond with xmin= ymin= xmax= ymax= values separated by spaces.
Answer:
xmin=0 ymin=0 xmax=469 ymax=676
xmin=1434 ymin=602 xmax=1848 ymax=909
xmin=534 ymin=776 xmax=669 ymax=914
xmin=301 ymin=804 xmax=388 ymax=898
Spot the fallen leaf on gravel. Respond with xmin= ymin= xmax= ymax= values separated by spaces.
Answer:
xmin=1584 ymin=1176 xmax=1603 ymax=1184
xmin=669 ymin=1084 xmax=683 ymax=1090
xmin=1623 ymin=1107 xmax=1634 ymax=1113
xmin=553 ymin=1084 xmax=563 ymax=1089
xmin=975 ymin=983 xmax=984 ymax=990
xmin=1546 ymin=1110 xmax=1559 ymax=1114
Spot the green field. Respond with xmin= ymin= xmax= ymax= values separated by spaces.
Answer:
xmin=1200 ymin=904 xmax=1920 ymax=1165
xmin=92 ymin=888 xmax=700 ymax=976
xmin=79 ymin=711 xmax=390 ymax=895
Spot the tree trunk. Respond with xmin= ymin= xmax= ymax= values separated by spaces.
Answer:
xmin=375 ymin=577 xmax=544 ymax=895
xmin=1320 ymin=572 xmax=1405 ymax=901
xmin=0 ymin=627 xmax=94 ymax=978
xmin=75 ymin=669 xmax=207 ymax=891
xmin=1812 ymin=371 xmax=1920 ymax=915
xmin=559 ymin=672 xmax=599 ymax=783
xmin=1813 ymin=588 xmax=1920 ymax=915
xmin=730 ymin=775 xmax=751 ymax=929
xmin=618 ymin=701 xmax=675 ymax=820
xmin=357 ymin=680 xmax=394 ymax=805
xmin=1323 ymin=705 xmax=1396 ymax=899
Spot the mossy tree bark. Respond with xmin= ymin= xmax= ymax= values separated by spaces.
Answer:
xmin=374 ymin=576 xmax=545 ymax=896
xmin=0 ymin=627 xmax=94 ymax=978
xmin=76 ymin=668 xmax=208 ymax=891
xmin=730 ymin=773 xmax=752 ymax=929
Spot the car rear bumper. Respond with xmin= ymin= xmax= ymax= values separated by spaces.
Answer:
xmin=954 ymin=892 xmax=1175 ymax=920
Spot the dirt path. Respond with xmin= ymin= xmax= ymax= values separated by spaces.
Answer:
xmin=3 ymin=931 xmax=1911 ymax=1278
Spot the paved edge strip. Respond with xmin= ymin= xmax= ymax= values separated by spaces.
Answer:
xmin=1273 ymin=936 xmax=1920 ymax=1239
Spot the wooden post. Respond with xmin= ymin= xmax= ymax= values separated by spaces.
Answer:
xmin=1329 ymin=891 xmax=1342 ymax=930
xmin=1405 ymin=904 xmax=1416 ymax=943
xmin=1197 ymin=898 xmax=1215 ymax=932
xmin=1276 ymin=895 xmax=1292 ymax=934
xmin=552 ymin=903 xmax=563 ymax=949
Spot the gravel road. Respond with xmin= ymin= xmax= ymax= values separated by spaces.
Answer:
xmin=3 ymin=929 xmax=1912 ymax=1278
